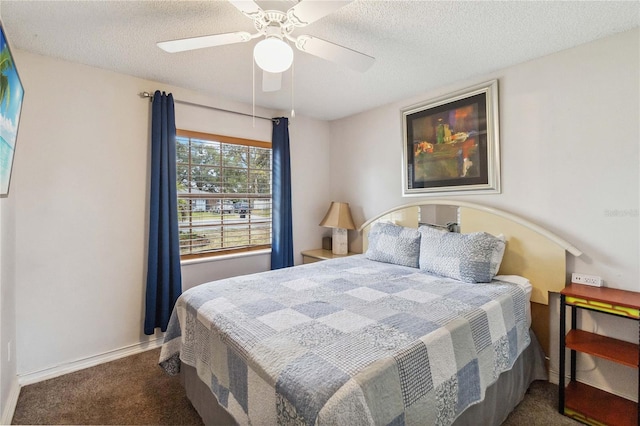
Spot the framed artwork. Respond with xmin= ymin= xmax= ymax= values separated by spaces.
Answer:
xmin=401 ymin=80 xmax=500 ymax=196
xmin=0 ymin=18 xmax=25 ymax=197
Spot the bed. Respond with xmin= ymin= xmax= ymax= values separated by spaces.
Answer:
xmin=159 ymin=200 xmax=582 ymax=425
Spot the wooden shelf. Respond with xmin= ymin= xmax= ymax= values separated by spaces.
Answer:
xmin=560 ymin=284 xmax=640 ymax=426
xmin=565 ymin=381 xmax=637 ymax=426
xmin=566 ymin=329 xmax=639 ymax=368
xmin=562 ymin=284 xmax=640 ymax=318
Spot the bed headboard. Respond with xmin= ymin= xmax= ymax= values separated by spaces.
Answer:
xmin=358 ymin=200 xmax=582 ymax=357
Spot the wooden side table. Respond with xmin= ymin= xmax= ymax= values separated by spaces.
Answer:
xmin=301 ymin=249 xmax=357 ymax=264
xmin=559 ymin=283 xmax=640 ymax=426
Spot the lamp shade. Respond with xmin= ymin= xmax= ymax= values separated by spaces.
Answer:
xmin=253 ymin=37 xmax=294 ymax=73
xmin=319 ymin=202 xmax=356 ymax=230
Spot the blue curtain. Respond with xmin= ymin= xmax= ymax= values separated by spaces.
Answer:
xmin=271 ymin=117 xmax=294 ymax=269
xmin=144 ymin=90 xmax=182 ymax=335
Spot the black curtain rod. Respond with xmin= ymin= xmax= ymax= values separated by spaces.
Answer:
xmin=138 ymin=92 xmax=275 ymax=122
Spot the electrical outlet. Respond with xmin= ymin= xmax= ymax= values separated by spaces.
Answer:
xmin=572 ymin=273 xmax=603 ymax=287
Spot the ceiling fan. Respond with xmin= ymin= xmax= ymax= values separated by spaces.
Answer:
xmin=157 ymin=0 xmax=375 ymax=92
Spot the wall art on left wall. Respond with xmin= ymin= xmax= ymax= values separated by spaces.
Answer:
xmin=0 ymin=18 xmax=25 ymax=197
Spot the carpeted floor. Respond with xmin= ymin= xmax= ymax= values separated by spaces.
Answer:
xmin=12 ymin=347 xmax=577 ymax=425
xmin=502 ymin=381 xmax=577 ymax=426
xmin=12 ymin=348 xmax=203 ymax=425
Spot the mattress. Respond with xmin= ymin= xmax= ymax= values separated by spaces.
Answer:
xmin=160 ymin=255 xmax=534 ymax=425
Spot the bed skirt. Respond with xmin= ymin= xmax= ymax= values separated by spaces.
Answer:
xmin=180 ymin=331 xmax=547 ymax=426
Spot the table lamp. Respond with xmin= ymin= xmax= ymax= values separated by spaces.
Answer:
xmin=319 ymin=202 xmax=356 ymax=255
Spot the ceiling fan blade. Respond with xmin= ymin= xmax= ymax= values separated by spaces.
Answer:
xmin=295 ymin=35 xmax=374 ymax=72
xmin=158 ymin=31 xmax=251 ymax=53
xmin=228 ymin=0 xmax=264 ymax=19
xmin=287 ymin=0 xmax=353 ymax=26
xmin=262 ymin=71 xmax=282 ymax=92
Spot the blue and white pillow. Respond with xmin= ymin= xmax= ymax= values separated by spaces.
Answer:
xmin=366 ymin=222 xmax=421 ymax=268
xmin=418 ymin=226 xmax=506 ymax=283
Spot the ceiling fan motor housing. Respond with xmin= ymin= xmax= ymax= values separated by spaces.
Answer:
xmin=254 ymin=10 xmax=294 ymax=39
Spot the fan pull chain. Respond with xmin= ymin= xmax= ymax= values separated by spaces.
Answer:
xmin=252 ymin=57 xmax=256 ymax=128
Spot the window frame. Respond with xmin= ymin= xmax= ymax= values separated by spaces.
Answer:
xmin=176 ymin=129 xmax=272 ymax=260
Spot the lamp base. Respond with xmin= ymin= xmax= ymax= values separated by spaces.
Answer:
xmin=332 ymin=228 xmax=348 ymax=255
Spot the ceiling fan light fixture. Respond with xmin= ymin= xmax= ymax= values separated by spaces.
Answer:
xmin=253 ymin=37 xmax=293 ymax=73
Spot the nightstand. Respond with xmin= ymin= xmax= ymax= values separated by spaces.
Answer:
xmin=559 ymin=283 xmax=640 ymax=426
xmin=301 ymin=249 xmax=357 ymax=264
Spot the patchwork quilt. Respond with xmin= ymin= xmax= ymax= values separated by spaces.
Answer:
xmin=159 ymin=255 xmax=531 ymax=426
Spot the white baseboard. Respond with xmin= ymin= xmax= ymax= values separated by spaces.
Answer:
xmin=18 ymin=337 xmax=164 ymax=387
xmin=1 ymin=377 xmax=20 ymax=425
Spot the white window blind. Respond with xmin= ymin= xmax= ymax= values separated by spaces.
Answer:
xmin=176 ymin=130 xmax=272 ymax=259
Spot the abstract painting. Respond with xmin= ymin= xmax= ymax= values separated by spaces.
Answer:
xmin=402 ymin=80 xmax=500 ymax=196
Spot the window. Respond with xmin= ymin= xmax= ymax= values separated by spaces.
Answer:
xmin=176 ymin=130 xmax=272 ymax=259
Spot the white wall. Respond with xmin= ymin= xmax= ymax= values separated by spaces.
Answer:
xmin=10 ymin=50 xmax=331 ymax=378
xmin=0 ymin=197 xmax=18 ymax=422
xmin=330 ymin=29 xmax=639 ymax=401
xmin=288 ymin=114 xmax=333 ymax=255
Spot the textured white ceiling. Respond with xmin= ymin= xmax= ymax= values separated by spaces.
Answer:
xmin=1 ymin=0 xmax=638 ymax=121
